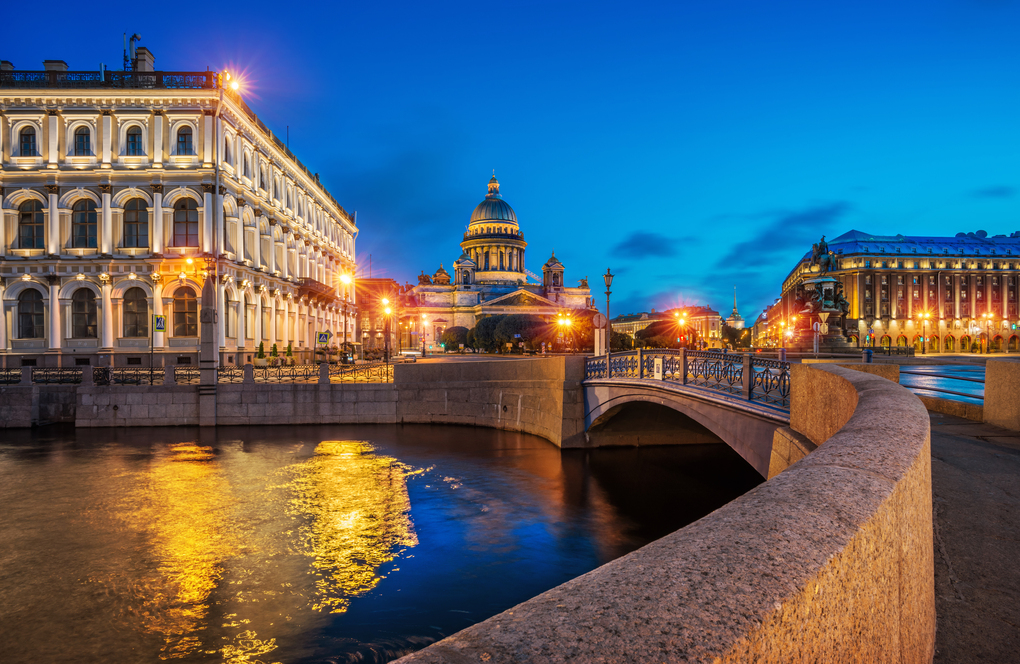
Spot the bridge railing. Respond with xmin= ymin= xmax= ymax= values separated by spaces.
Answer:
xmin=586 ymin=349 xmax=791 ymax=410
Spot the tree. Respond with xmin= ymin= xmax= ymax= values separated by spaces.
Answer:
xmin=470 ymin=316 xmax=504 ymax=352
xmin=441 ymin=326 xmax=469 ymax=351
xmin=721 ymin=324 xmax=750 ymax=349
xmin=494 ymin=314 xmax=547 ymax=351
xmin=635 ymin=319 xmax=681 ymax=348
xmin=257 ymin=342 xmax=265 ymax=359
xmin=610 ymin=330 xmax=634 ymax=351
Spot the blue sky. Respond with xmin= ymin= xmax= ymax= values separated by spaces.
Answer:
xmin=6 ymin=0 xmax=1019 ymax=319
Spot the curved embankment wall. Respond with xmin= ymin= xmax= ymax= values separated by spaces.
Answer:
xmin=394 ymin=364 xmax=935 ymax=663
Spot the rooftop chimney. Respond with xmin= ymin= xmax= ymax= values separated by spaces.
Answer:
xmin=0 ymin=61 xmax=14 ymax=71
xmin=43 ymin=60 xmax=68 ymax=72
xmin=134 ymin=47 xmax=155 ymax=72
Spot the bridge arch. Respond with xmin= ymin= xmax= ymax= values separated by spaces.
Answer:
xmin=583 ymin=381 xmax=787 ymax=477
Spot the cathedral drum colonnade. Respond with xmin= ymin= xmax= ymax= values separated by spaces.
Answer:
xmin=0 ymin=51 xmax=357 ymax=368
xmin=405 ymin=175 xmax=593 ymax=348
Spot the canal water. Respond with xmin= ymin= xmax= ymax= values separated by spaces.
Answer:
xmin=0 ymin=424 xmax=762 ymax=664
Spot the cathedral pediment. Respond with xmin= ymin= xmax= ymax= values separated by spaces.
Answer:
xmin=482 ymin=289 xmax=559 ymax=308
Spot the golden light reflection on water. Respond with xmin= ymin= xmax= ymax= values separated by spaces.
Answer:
xmin=287 ymin=441 xmax=419 ymax=613
xmin=125 ymin=442 xmax=242 ymax=659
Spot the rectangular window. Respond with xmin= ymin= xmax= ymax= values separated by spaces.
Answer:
xmin=864 ymin=260 xmax=871 ymax=268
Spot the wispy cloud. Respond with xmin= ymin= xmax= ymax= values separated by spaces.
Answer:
xmin=715 ymin=202 xmax=853 ymax=268
xmin=612 ymin=231 xmax=691 ymax=258
xmin=971 ymin=185 xmax=1015 ymax=199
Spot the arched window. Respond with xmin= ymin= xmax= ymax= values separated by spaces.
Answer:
xmin=177 ymin=126 xmax=193 ymax=155
xmin=123 ymin=198 xmax=149 ymax=248
xmin=71 ymin=200 xmax=98 ymax=248
xmin=244 ymin=155 xmax=250 ymax=178
xmin=126 ymin=126 xmax=144 ymax=156
xmin=223 ymin=140 xmax=231 ymax=166
xmin=173 ymin=287 xmax=198 ymax=337
xmin=19 ymin=127 xmax=37 ymax=156
xmin=18 ymin=290 xmax=44 ymax=339
xmin=260 ymin=168 xmax=266 ymax=190
xmin=173 ymin=199 xmax=199 ymax=247
xmin=122 ymin=287 xmax=148 ymax=337
xmin=18 ymin=200 xmax=45 ymax=249
xmin=74 ymin=127 xmax=91 ymax=156
xmin=224 ymin=294 xmax=235 ymax=338
xmin=71 ymin=289 xmax=98 ymax=338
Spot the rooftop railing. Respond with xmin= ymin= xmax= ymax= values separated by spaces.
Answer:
xmin=0 ymin=70 xmax=214 ymax=89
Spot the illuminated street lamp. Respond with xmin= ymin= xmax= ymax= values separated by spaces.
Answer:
xmin=604 ymin=269 xmax=613 ymax=376
xmin=339 ymin=273 xmax=352 ymax=363
xmin=383 ymin=302 xmax=392 ymax=364
xmin=918 ymin=311 xmax=931 ymax=354
xmin=421 ymin=314 xmax=428 ymax=357
xmin=982 ymin=312 xmax=995 ymax=354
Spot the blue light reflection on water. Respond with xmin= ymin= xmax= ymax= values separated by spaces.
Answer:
xmin=0 ymin=424 xmax=763 ymax=664
xmin=898 ymin=365 xmax=985 ymax=405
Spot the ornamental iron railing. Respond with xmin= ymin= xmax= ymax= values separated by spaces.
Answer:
xmin=585 ymin=349 xmax=791 ymax=410
xmin=30 ymin=367 xmax=83 ymax=384
xmin=174 ymin=366 xmax=201 ymax=385
xmin=329 ymin=362 xmax=393 ymax=383
xmin=0 ymin=368 xmax=22 ymax=384
xmin=94 ymin=367 xmax=164 ymax=386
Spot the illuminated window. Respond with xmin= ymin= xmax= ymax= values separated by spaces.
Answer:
xmin=18 ymin=290 xmax=44 ymax=339
xmin=71 ymin=200 xmax=98 ymax=248
xmin=74 ymin=127 xmax=91 ymax=156
xmin=19 ymin=127 xmax=37 ymax=156
xmin=177 ymin=126 xmax=194 ymax=155
xmin=122 ymin=287 xmax=148 ymax=337
xmin=123 ymin=198 xmax=149 ymax=248
xmin=18 ymin=200 xmax=45 ymax=249
xmin=173 ymin=287 xmax=198 ymax=337
xmin=71 ymin=289 xmax=97 ymax=338
xmin=173 ymin=199 xmax=199 ymax=247
xmin=126 ymin=126 xmax=144 ymax=156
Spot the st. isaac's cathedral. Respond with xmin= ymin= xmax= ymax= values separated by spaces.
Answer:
xmin=404 ymin=176 xmax=594 ymax=346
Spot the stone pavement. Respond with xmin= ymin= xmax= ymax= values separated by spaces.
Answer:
xmin=930 ymin=412 xmax=1020 ymax=662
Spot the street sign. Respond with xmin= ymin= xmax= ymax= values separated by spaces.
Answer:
xmin=653 ymin=358 xmax=663 ymax=380
xmin=868 ymin=327 xmax=874 ymax=335
xmin=153 ymin=315 xmax=166 ymax=332
xmin=593 ymin=313 xmax=608 ymax=329
xmin=316 ymin=331 xmax=332 ymax=345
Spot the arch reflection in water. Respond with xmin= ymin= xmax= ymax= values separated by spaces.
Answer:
xmin=287 ymin=440 xmax=419 ymax=613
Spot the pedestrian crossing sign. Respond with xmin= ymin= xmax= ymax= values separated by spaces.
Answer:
xmin=153 ymin=315 xmax=166 ymax=332
xmin=316 ymin=331 xmax=332 ymax=345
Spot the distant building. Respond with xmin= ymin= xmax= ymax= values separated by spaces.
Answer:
xmin=611 ymin=305 xmax=723 ymax=348
xmin=355 ymin=278 xmax=399 ymax=357
xmin=725 ymin=287 xmax=745 ymax=330
xmin=403 ymin=176 xmax=593 ymax=350
xmin=0 ymin=51 xmax=357 ymax=369
xmin=777 ymin=229 xmax=1020 ymax=352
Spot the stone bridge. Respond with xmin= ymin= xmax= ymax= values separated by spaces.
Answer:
xmin=579 ymin=350 xmax=793 ymax=476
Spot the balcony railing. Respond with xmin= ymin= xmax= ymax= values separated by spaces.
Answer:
xmin=0 ymin=70 xmax=215 ymax=90
xmin=297 ymin=277 xmax=337 ymax=302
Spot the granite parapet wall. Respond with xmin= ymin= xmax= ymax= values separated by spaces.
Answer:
xmin=394 ymin=364 xmax=935 ymax=663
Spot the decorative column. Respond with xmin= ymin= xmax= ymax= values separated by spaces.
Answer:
xmin=0 ymin=280 xmax=7 ymax=352
xmin=269 ymin=297 xmax=277 ymax=343
xmin=267 ymin=220 xmax=277 ymax=274
xmin=48 ymin=275 xmax=61 ymax=351
xmin=151 ymin=184 xmax=164 ymax=255
xmin=218 ymin=278 xmax=227 ymax=349
xmin=252 ymin=211 xmax=262 ymax=269
xmin=202 ymin=184 xmax=214 ymax=254
xmin=236 ymin=290 xmax=246 ymax=350
xmin=152 ymin=111 xmax=163 ymax=168
xmin=215 ymin=185 xmax=225 ymax=256
xmin=100 ymin=184 xmax=113 ymax=255
xmin=100 ymin=275 xmax=113 ymax=351
xmin=101 ymin=110 xmax=112 ymax=168
xmin=255 ymin=292 xmax=264 ymax=342
xmin=47 ymin=184 xmax=60 ymax=255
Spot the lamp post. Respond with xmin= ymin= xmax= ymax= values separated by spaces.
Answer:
xmin=382 ymin=298 xmax=391 ymax=364
xmin=982 ymin=312 xmax=993 ymax=354
xmin=919 ymin=311 xmax=930 ymax=354
xmin=421 ymin=314 xmax=428 ymax=357
xmin=604 ymin=268 xmax=613 ymax=376
xmin=340 ymin=273 xmax=352 ymax=363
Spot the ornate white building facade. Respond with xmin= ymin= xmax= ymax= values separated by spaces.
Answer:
xmin=405 ymin=176 xmax=593 ymax=348
xmin=0 ymin=51 xmax=357 ymax=368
